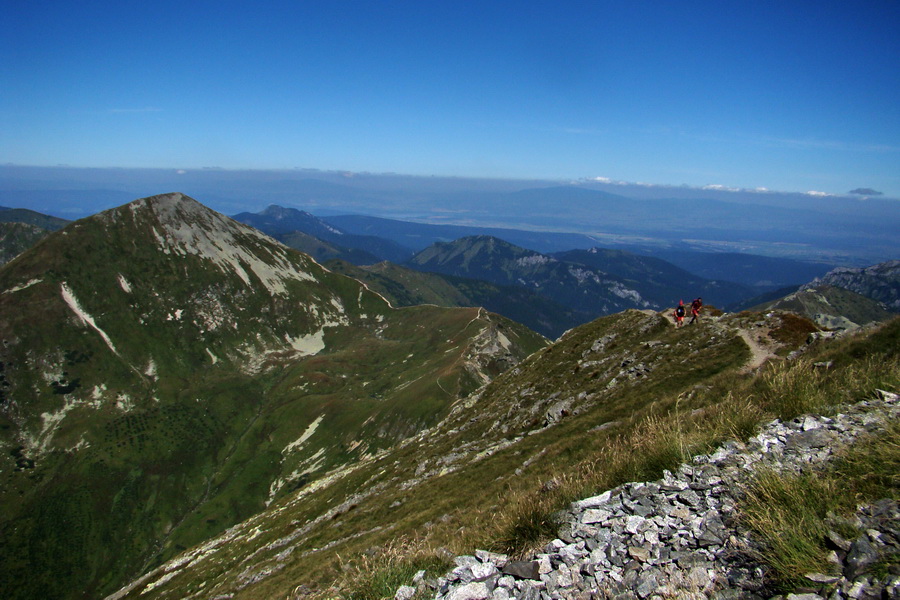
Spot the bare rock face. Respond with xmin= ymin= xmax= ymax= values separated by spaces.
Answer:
xmin=803 ymin=260 xmax=900 ymax=311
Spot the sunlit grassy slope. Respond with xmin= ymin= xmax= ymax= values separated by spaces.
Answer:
xmin=114 ymin=311 xmax=900 ymax=600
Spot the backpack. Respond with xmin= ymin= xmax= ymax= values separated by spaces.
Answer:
xmin=676 ymin=306 xmax=685 ymax=317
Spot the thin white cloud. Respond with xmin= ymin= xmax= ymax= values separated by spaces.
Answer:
xmin=581 ymin=177 xmax=833 ymax=197
xmin=759 ymin=135 xmax=899 ymax=153
xmin=108 ymin=107 xmax=163 ymax=114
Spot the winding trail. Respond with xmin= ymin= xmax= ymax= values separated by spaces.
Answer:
xmin=735 ymin=327 xmax=776 ymax=372
xmin=662 ymin=309 xmax=777 ymax=373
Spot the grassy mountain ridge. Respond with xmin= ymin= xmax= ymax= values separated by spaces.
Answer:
xmin=325 ymin=259 xmax=585 ymax=338
xmin=803 ymin=260 xmax=900 ymax=310
xmin=106 ymin=308 xmax=765 ymax=599
xmin=0 ymin=221 xmax=51 ymax=265
xmin=107 ymin=310 xmax=900 ymax=600
xmin=407 ymin=235 xmax=742 ymax=318
xmin=276 ymin=230 xmax=384 ymax=265
xmin=552 ymin=247 xmax=752 ymax=308
xmin=0 ymin=207 xmax=71 ymax=265
xmin=0 ymin=206 xmax=71 ymax=230
xmin=0 ymin=193 xmax=545 ymax=599
xmin=754 ymin=284 xmax=894 ymax=330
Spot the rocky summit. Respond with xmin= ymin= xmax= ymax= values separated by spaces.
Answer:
xmin=410 ymin=392 xmax=900 ymax=600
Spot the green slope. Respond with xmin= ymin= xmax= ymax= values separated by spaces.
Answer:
xmin=0 ymin=193 xmax=545 ymax=600
xmin=327 ymin=259 xmax=584 ymax=338
xmin=407 ymin=236 xmax=684 ymax=322
xmin=0 ymin=207 xmax=70 ymax=231
xmin=755 ymin=284 xmax=894 ymax=329
xmin=106 ymin=308 xmax=758 ymax=599
xmin=110 ymin=310 xmax=900 ymax=600
xmin=0 ymin=221 xmax=52 ymax=265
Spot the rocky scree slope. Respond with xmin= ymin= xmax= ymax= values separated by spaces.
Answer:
xmin=410 ymin=391 xmax=900 ymax=600
xmin=0 ymin=193 xmax=545 ymax=600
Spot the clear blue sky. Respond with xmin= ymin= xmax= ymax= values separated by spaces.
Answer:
xmin=2 ymin=1 xmax=899 ymax=197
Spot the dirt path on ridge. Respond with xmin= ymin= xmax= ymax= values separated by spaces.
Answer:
xmin=660 ymin=309 xmax=777 ymax=372
xmin=735 ymin=327 xmax=776 ymax=372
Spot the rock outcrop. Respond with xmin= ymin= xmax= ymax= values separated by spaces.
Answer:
xmin=802 ymin=261 xmax=900 ymax=312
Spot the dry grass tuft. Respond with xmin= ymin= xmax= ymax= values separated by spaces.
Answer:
xmin=293 ymin=535 xmax=453 ymax=600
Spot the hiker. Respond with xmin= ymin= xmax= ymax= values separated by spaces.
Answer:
xmin=673 ymin=300 xmax=685 ymax=328
xmin=689 ymin=297 xmax=703 ymax=324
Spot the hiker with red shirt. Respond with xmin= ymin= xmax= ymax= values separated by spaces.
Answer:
xmin=689 ymin=297 xmax=703 ymax=325
xmin=673 ymin=300 xmax=685 ymax=328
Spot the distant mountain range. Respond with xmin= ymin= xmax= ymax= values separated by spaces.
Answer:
xmin=0 ymin=201 xmax=883 ymax=339
xmin=233 ymin=206 xmax=814 ymax=336
xmin=232 ymin=205 xmax=411 ymax=263
xmin=4 ymin=165 xmax=898 ymax=265
xmin=321 ymin=213 xmax=835 ymax=287
xmin=406 ymin=235 xmax=749 ymax=318
xmin=326 ymin=259 xmax=584 ymax=339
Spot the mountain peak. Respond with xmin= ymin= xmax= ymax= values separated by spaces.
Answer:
xmin=128 ymin=191 xmax=194 ymax=212
xmin=91 ymin=192 xmax=319 ymax=296
xmin=260 ymin=204 xmax=314 ymax=220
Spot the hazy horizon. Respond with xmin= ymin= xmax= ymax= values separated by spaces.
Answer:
xmin=2 ymin=164 xmax=898 ymax=268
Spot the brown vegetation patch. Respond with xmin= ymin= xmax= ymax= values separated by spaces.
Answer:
xmin=768 ymin=312 xmax=820 ymax=347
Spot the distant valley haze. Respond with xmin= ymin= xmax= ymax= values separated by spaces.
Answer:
xmin=1 ymin=164 xmax=898 ymax=268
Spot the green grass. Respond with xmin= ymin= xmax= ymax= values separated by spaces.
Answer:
xmin=0 ymin=200 xmax=548 ymax=600
xmin=323 ymin=537 xmax=453 ymax=600
xmin=276 ymin=315 xmax=894 ymax=600
xmin=740 ymin=420 xmax=900 ymax=590
xmin=47 ymin=312 xmax=899 ymax=600
xmin=472 ymin=317 xmax=900 ymax=561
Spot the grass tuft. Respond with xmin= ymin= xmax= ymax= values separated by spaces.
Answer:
xmin=740 ymin=470 xmax=845 ymax=586
xmin=314 ymin=536 xmax=453 ymax=600
xmin=740 ymin=420 xmax=900 ymax=590
xmin=309 ymin=318 xmax=900 ymax=598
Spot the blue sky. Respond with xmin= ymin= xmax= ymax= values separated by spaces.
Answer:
xmin=2 ymin=1 xmax=899 ymax=197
